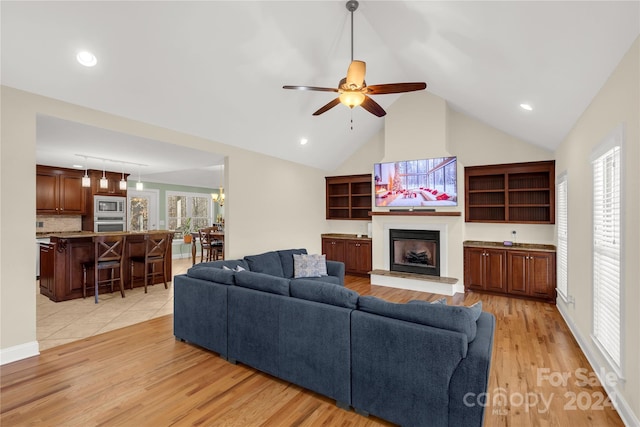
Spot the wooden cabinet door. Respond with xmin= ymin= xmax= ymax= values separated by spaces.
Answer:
xmin=484 ymin=249 xmax=507 ymax=292
xmin=36 ymin=172 xmax=59 ymax=213
xmin=39 ymin=244 xmax=55 ymax=298
xmin=346 ymin=240 xmax=371 ymax=275
xmin=507 ymin=251 xmax=529 ymax=295
xmin=322 ymin=238 xmax=346 ymax=264
xmin=464 ymin=247 xmax=485 ymax=290
xmin=59 ymin=174 xmax=85 ymax=214
xmin=529 ymin=252 xmax=556 ymax=299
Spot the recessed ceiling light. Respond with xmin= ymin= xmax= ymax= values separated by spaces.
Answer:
xmin=300 ymin=138 xmax=308 ymax=145
xmin=77 ymin=51 xmax=97 ymax=67
xmin=520 ymin=103 xmax=533 ymax=111
xmin=72 ymin=164 xmax=84 ymax=169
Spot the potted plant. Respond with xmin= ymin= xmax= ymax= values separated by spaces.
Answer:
xmin=178 ymin=218 xmax=193 ymax=243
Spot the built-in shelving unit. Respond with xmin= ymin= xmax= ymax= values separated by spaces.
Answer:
xmin=465 ymin=160 xmax=555 ymax=224
xmin=325 ymin=174 xmax=372 ymax=220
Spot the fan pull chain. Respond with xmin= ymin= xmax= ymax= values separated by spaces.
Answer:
xmin=350 ymin=110 xmax=354 ymax=131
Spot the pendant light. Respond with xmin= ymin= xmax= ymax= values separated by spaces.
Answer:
xmin=99 ymin=161 xmax=108 ymax=189
xmin=81 ymin=157 xmax=91 ymax=187
xmin=136 ymin=167 xmax=143 ymax=190
xmin=119 ymin=163 xmax=127 ymax=191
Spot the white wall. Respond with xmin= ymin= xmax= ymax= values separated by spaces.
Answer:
xmin=0 ymin=86 xmax=326 ymax=363
xmin=554 ymin=37 xmax=639 ymax=425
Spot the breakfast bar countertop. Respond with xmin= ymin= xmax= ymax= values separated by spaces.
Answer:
xmin=463 ymin=240 xmax=556 ymax=252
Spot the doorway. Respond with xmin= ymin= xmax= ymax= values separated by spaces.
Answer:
xmin=128 ymin=189 xmax=160 ymax=231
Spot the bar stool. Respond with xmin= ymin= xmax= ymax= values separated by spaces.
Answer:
xmin=82 ymin=235 xmax=126 ymax=304
xmin=130 ymin=233 xmax=170 ymax=293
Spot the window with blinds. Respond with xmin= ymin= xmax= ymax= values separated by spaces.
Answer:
xmin=591 ymin=129 xmax=622 ymax=374
xmin=556 ymin=174 xmax=568 ymax=300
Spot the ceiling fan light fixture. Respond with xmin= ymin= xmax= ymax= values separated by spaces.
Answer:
xmin=339 ymin=91 xmax=365 ymax=108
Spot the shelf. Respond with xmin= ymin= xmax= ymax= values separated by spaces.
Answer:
xmin=465 ymin=160 xmax=555 ymax=224
xmin=369 ymin=211 xmax=461 ymax=217
xmin=326 ymin=174 xmax=372 ymax=220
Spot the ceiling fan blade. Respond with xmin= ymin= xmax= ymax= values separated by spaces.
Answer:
xmin=366 ymin=82 xmax=427 ymax=95
xmin=283 ymin=85 xmax=339 ymax=93
xmin=312 ymin=98 xmax=342 ymax=116
xmin=360 ymin=95 xmax=386 ymax=117
xmin=346 ymin=60 xmax=366 ymax=89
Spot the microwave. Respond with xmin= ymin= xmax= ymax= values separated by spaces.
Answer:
xmin=94 ymin=196 xmax=126 ymax=215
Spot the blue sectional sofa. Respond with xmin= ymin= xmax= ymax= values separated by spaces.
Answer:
xmin=173 ymin=248 xmax=495 ymax=427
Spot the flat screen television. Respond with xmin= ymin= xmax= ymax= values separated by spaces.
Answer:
xmin=373 ymin=156 xmax=458 ymax=207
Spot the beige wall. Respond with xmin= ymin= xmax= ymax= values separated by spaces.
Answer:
xmin=0 ymin=86 xmax=326 ymax=361
xmin=329 ymin=90 xmax=556 ymax=281
xmin=554 ymin=37 xmax=639 ymax=424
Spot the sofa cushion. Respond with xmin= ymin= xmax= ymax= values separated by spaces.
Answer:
xmin=293 ymin=253 xmax=328 ymax=278
xmin=277 ymin=248 xmax=308 ymax=278
xmin=291 ymin=275 xmax=341 ymax=286
xmin=190 ymin=259 xmax=249 ymax=271
xmin=234 ymin=270 xmax=290 ymax=296
xmin=290 ymin=279 xmax=358 ymax=309
xmin=186 ymin=266 xmax=235 ymax=285
xmin=244 ymin=251 xmax=285 ymax=277
xmin=407 ymin=297 xmax=447 ymax=305
xmin=357 ymin=296 xmax=478 ymax=342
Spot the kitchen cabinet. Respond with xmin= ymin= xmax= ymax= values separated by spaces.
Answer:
xmin=322 ymin=234 xmax=372 ymax=276
xmin=36 ymin=165 xmax=86 ymax=215
xmin=465 ymin=160 xmax=555 ymax=224
xmin=88 ymin=170 xmax=129 ymax=196
xmin=464 ymin=241 xmax=556 ymax=302
xmin=464 ymin=247 xmax=507 ymax=292
xmin=325 ymin=174 xmax=372 ymax=220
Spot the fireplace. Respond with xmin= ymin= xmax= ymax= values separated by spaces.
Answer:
xmin=389 ymin=229 xmax=440 ymax=276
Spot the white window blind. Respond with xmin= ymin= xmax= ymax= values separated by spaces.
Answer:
xmin=592 ymin=144 xmax=621 ymax=371
xmin=556 ymin=174 xmax=568 ymax=299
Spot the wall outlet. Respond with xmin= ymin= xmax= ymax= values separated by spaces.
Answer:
xmin=36 ymin=221 xmax=44 ymax=228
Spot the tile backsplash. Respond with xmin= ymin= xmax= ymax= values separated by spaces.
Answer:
xmin=36 ymin=215 xmax=82 ymax=233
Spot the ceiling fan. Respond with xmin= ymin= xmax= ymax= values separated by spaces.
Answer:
xmin=283 ymin=0 xmax=427 ymax=117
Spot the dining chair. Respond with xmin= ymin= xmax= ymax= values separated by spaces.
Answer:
xmin=82 ymin=235 xmax=126 ymax=304
xmin=198 ymin=227 xmax=216 ymax=263
xmin=130 ymin=233 xmax=170 ymax=293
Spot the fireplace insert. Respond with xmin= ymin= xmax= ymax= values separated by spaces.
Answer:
xmin=389 ymin=229 xmax=440 ymax=276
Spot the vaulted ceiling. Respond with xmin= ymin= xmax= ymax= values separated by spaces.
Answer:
xmin=2 ymin=1 xmax=638 ymax=186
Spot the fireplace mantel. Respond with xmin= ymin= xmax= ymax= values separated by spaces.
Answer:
xmin=369 ymin=211 xmax=461 ymax=217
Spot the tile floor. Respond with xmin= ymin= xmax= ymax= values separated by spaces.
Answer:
xmin=37 ymin=257 xmax=192 ymax=351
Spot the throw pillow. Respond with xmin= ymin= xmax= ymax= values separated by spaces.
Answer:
xmin=466 ymin=301 xmax=482 ymax=321
xmin=293 ymin=253 xmax=328 ymax=278
xmin=223 ymin=265 xmax=246 ymax=272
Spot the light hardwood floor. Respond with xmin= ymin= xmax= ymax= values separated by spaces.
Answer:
xmin=2 ymin=274 xmax=623 ymax=426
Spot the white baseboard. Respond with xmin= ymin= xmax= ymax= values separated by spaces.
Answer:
xmin=556 ymin=302 xmax=640 ymax=427
xmin=0 ymin=341 xmax=39 ymax=365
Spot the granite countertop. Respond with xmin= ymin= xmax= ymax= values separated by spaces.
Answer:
xmin=463 ymin=240 xmax=556 ymax=252
xmin=39 ymin=230 xmax=174 ymax=239
xmin=321 ymin=233 xmax=371 ymax=241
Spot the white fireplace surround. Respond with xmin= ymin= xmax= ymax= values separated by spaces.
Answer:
xmin=382 ymin=222 xmax=448 ymax=276
xmin=371 ymin=222 xmax=464 ymax=295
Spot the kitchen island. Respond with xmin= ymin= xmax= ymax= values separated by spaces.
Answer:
xmin=39 ymin=231 xmax=174 ymax=302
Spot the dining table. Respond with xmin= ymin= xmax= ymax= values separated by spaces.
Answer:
xmin=190 ymin=231 xmax=224 ymax=265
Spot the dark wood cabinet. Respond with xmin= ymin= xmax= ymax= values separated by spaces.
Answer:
xmin=464 ymin=242 xmax=556 ymax=302
xmin=346 ymin=240 xmax=372 ymax=275
xmin=322 ymin=238 xmax=346 ymax=264
xmin=325 ymin=174 xmax=372 ymax=220
xmin=507 ymin=250 xmax=556 ymax=300
xmin=36 ymin=165 xmax=86 ymax=215
xmin=464 ymin=247 xmax=507 ymax=292
xmin=322 ymin=235 xmax=372 ymax=276
xmin=465 ymin=160 xmax=555 ymax=224
xmin=89 ymin=170 xmax=128 ymax=196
